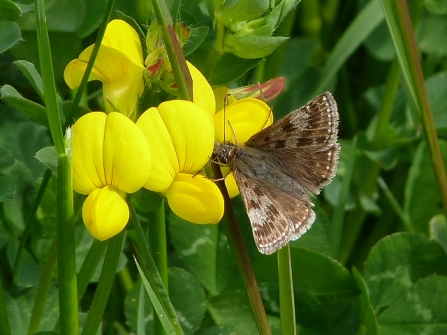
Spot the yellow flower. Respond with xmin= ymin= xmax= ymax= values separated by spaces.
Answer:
xmin=213 ymin=97 xmax=273 ymax=197
xmin=73 ymin=112 xmax=151 ymax=240
xmin=65 ymin=20 xmax=145 ymax=119
xmin=137 ymin=100 xmax=224 ymax=224
xmin=64 ymin=19 xmax=214 ymax=121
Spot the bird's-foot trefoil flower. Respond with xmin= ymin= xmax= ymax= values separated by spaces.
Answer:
xmin=64 ymin=20 xmax=146 ymax=119
xmin=64 ymin=19 xmax=208 ymax=120
xmin=72 ymin=112 xmax=151 ymax=240
xmin=137 ymin=99 xmax=224 ymax=224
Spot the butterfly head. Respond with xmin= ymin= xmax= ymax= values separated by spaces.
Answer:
xmin=213 ymin=142 xmax=237 ymax=165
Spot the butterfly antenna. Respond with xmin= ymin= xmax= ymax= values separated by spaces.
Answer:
xmin=223 ymin=94 xmax=231 ymax=143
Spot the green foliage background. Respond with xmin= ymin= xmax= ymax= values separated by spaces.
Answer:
xmin=1 ymin=0 xmax=447 ymax=334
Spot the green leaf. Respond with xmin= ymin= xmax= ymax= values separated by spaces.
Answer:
xmin=221 ymin=0 xmax=269 ymax=22
xmin=168 ymin=213 xmax=219 ymax=293
xmin=426 ymin=71 xmax=447 ymax=134
xmin=168 ymin=267 xmax=207 ymax=335
xmin=352 ymin=268 xmax=378 ymax=335
xmin=364 ymin=232 xmax=447 ymax=311
xmin=209 ymin=53 xmax=259 ymax=85
xmin=7 ymin=240 xmax=41 ymax=288
xmin=378 ymin=276 xmax=447 ymax=335
xmin=224 ymin=34 xmax=288 ymax=59
xmin=207 ymin=291 xmax=258 ymax=334
xmin=6 ymin=286 xmax=58 ymax=334
xmin=405 ymin=140 xmax=447 ymax=232
xmin=17 ymin=0 xmax=85 ymax=32
xmin=1 ymin=85 xmax=48 ymax=127
xmin=35 ymin=146 xmax=58 ymax=174
xmin=0 ymin=21 xmax=22 ymax=54
xmin=201 ymin=325 xmax=238 ymax=335
xmin=183 ymin=26 xmax=209 ymax=56
xmin=0 ymin=0 xmax=22 ymax=20
xmin=425 ymin=0 xmax=447 ymax=14
xmin=416 ymin=13 xmax=447 ymax=56
xmin=429 ymin=214 xmax=447 ymax=253
xmin=13 ymin=60 xmax=45 ymax=102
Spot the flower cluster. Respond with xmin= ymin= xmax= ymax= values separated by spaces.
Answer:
xmin=65 ymin=19 xmax=274 ymax=240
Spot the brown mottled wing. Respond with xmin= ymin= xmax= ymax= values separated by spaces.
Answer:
xmin=246 ymin=92 xmax=340 ymax=194
xmin=233 ymin=168 xmax=315 ymax=255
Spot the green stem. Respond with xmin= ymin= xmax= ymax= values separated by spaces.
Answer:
xmin=210 ymin=163 xmax=272 ymax=335
xmin=56 ymin=153 xmax=78 ymax=335
xmin=379 ymin=0 xmax=447 ymax=217
xmin=149 ymin=200 xmax=168 ymax=335
xmin=151 ymin=0 xmax=192 ymax=101
xmin=0 ymin=274 xmax=11 ymax=335
xmin=330 ymin=137 xmax=357 ymax=260
xmin=277 ymin=246 xmax=296 ymax=335
xmin=372 ymin=60 xmax=401 ymax=148
xmin=81 ymin=232 xmax=125 ymax=335
xmin=28 ymin=237 xmax=58 ymax=335
xmin=77 ymin=239 xmax=108 ymax=300
xmin=13 ymin=168 xmax=52 ymax=289
xmin=377 ymin=177 xmax=413 ymax=231
xmin=35 ymin=0 xmax=64 ymax=154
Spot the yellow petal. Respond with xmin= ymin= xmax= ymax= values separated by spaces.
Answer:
xmin=214 ymin=98 xmax=272 ymax=144
xmin=213 ymin=86 xmax=237 ymax=113
xmin=158 ymin=100 xmax=214 ymax=172
xmin=164 ymin=173 xmax=224 ymax=224
xmin=73 ymin=112 xmax=151 ymax=195
xmin=82 ymin=186 xmax=129 ymax=240
xmin=64 ymin=21 xmax=145 ymax=118
xmin=136 ymin=107 xmax=179 ymax=192
xmin=187 ymin=62 xmax=215 ymax=118
xmin=103 ymin=112 xmax=151 ymax=193
xmin=102 ymin=19 xmax=143 ymax=67
xmin=73 ymin=112 xmax=107 ymax=194
xmin=223 ymin=170 xmax=240 ymax=198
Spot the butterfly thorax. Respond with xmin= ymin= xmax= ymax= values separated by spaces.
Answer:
xmin=213 ymin=142 xmax=238 ymax=165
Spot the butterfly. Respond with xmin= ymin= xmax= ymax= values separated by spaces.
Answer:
xmin=213 ymin=92 xmax=340 ymax=254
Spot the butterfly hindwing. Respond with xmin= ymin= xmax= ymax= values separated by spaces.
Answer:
xmin=233 ymin=168 xmax=315 ymax=254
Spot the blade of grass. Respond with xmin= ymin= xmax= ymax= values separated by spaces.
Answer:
xmin=379 ymin=0 xmax=447 ymax=217
xmin=330 ymin=137 xmax=357 ymax=260
xmin=77 ymin=239 xmax=108 ymax=299
xmin=277 ymin=246 xmax=296 ymax=335
xmin=129 ymin=201 xmax=185 ymax=335
xmin=28 ymin=237 xmax=57 ymax=335
xmin=311 ymin=0 xmax=384 ymax=98
xmin=81 ymin=232 xmax=125 ymax=335
xmin=35 ymin=0 xmax=64 ymax=154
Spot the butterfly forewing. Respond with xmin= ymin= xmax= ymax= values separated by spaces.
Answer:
xmin=246 ymin=92 xmax=339 ymax=194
